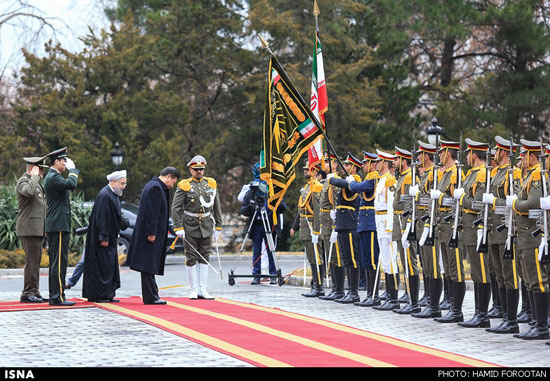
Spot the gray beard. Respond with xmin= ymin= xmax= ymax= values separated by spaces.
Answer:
xmin=114 ymin=188 xmax=123 ymax=197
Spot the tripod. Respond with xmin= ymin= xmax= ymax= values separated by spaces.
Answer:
xmin=228 ymin=205 xmax=284 ymax=286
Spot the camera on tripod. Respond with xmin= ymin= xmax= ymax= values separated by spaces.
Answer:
xmin=249 ymin=180 xmax=268 ymax=208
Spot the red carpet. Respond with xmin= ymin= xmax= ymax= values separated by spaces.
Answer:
xmin=90 ymin=296 xmax=499 ymax=368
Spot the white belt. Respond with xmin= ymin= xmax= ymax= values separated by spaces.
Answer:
xmin=184 ymin=210 xmax=211 ymax=218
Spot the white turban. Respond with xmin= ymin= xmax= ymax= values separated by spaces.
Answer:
xmin=106 ymin=170 xmax=127 ymax=181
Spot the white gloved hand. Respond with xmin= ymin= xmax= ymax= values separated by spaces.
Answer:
xmin=213 ymin=230 xmax=220 ymax=241
xmin=539 ymin=239 xmax=546 ymax=261
xmin=65 ymin=157 xmax=76 ymax=170
xmin=540 ymin=196 xmax=550 ymax=210
xmin=176 ymin=229 xmax=185 ymax=239
xmin=346 ymin=175 xmax=355 ymax=184
xmin=430 ymin=189 xmax=442 ymax=200
xmin=476 ymin=228 xmax=484 ymax=251
xmin=506 ymin=195 xmax=518 ymax=208
xmin=327 ymin=173 xmax=336 ymax=181
xmin=330 ymin=209 xmax=336 ymax=220
xmin=482 ymin=193 xmax=495 ymax=205
xmin=453 ymin=188 xmax=464 ymax=200
xmin=418 ymin=225 xmax=430 ymax=246
xmin=408 ymin=184 xmax=420 ymax=197
xmin=311 ymin=233 xmax=319 ymax=245
xmin=330 ymin=230 xmax=338 ymax=244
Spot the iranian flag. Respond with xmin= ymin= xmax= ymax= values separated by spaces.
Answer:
xmin=308 ymin=30 xmax=328 ymax=170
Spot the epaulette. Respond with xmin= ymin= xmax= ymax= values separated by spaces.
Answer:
xmin=312 ymin=180 xmax=323 ymax=193
xmin=490 ymin=167 xmax=499 ymax=177
xmin=205 ymin=176 xmax=217 ymax=189
xmin=530 ymin=167 xmax=541 ymax=182
xmin=352 ymin=174 xmax=361 ymax=182
xmin=402 ymin=171 xmax=412 ymax=185
xmin=385 ymin=175 xmax=396 ymax=188
xmin=365 ymin=172 xmax=378 ymax=180
xmin=512 ymin=167 xmax=521 ymax=180
xmin=475 ymin=167 xmax=487 ymax=184
xmin=177 ymin=178 xmax=193 ymax=192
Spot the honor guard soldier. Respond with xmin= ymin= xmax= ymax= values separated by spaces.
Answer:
xmin=372 ymin=149 xmax=400 ymax=311
xmin=411 ymin=141 xmax=442 ymax=318
xmin=392 ymin=147 xmax=422 ymax=314
xmin=328 ymin=153 xmax=362 ymax=303
xmin=172 ymin=156 xmax=223 ymax=300
xmin=483 ymin=136 xmax=522 ymax=334
xmin=349 ymin=152 xmax=381 ymax=307
xmin=508 ymin=139 xmax=549 ymax=340
xmin=429 ymin=140 xmax=464 ymax=322
xmin=453 ymin=138 xmax=491 ymax=328
xmin=291 ymin=161 xmax=325 ymax=297
xmin=318 ymin=153 xmax=343 ymax=300
xmin=43 ymin=147 xmax=79 ymax=306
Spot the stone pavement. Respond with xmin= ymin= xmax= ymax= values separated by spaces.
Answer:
xmin=0 ymin=259 xmax=548 ymax=368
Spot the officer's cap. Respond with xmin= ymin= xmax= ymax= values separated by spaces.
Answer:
xmin=343 ymin=152 xmax=362 ymax=168
xmin=23 ymin=154 xmax=49 ymax=169
xmin=494 ymin=136 xmax=520 ymax=152
xmin=187 ymin=155 xmax=207 ymax=169
xmin=416 ymin=140 xmax=436 ymax=154
xmin=520 ymin=139 xmax=544 ymax=153
xmin=438 ymin=140 xmax=461 ymax=151
xmin=394 ymin=146 xmax=412 ymax=160
xmin=464 ymin=138 xmax=489 ymax=153
xmin=377 ymin=149 xmax=395 ymax=162
xmin=47 ymin=147 xmax=68 ymax=164
xmin=362 ymin=151 xmax=378 ymax=163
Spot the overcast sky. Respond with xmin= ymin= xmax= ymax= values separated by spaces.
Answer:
xmin=1 ymin=0 xmax=113 ymax=80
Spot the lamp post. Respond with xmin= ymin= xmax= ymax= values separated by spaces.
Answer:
xmin=426 ymin=117 xmax=445 ymax=146
xmin=110 ymin=142 xmax=124 ymax=169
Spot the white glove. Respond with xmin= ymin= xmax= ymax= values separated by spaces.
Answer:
xmin=311 ymin=233 xmax=319 ymax=245
xmin=408 ymin=185 xmax=419 ymax=197
xmin=176 ymin=229 xmax=185 ymax=239
xmin=330 ymin=209 xmax=336 ymax=220
xmin=482 ymin=193 xmax=495 ymax=205
xmin=541 ymin=196 xmax=550 ymax=210
xmin=213 ymin=230 xmax=220 ymax=241
xmin=65 ymin=157 xmax=76 ymax=170
xmin=401 ymin=222 xmax=411 ymax=249
xmin=453 ymin=188 xmax=464 ymax=200
xmin=346 ymin=175 xmax=355 ymax=184
xmin=330 ymin=230 xmax=338 ymax=244
xmin=539 ymin=239 xmax=546 ymax=261
xmin=476 ymin=228 xmax=484 ymax=251
xmin=418 ymin=225 xmax=430 ymax=247
xmin=430 ymin=189 xmax=442 ymax=200
xmin=506 ymin=195 xmax=518 ymax=208
xmin=327 ymin=173 xmax=336 ymax=180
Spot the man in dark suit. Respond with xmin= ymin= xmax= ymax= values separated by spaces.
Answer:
xmin=17 ymin=154 xmax=49 ymax=303
xmin=126 ymin=167 xmax=180 ymax=305
xmin=43 ymin=147 xmax=79 ymax=306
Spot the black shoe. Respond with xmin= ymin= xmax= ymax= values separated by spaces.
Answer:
xmin=337 ymin=292 xmax=360 ymax=304
xmin=20 ymin=296 xmax=46 ymax=303
xmin=302 ymin=288 xmax=325 ymax=297
xmin=393 ymin=303 xmax=421 ymax=315
xmin=49 ymin=300 xmax=76 ymax=306
xmin=398 ymin=292 xmax=410 ymax=304
xmin=487 ymin=306 xmax=503 ymax=319
xmin=515 ymin=326 xmax=550 ymax=340
xmin=320 ymin=291 xmax=344 ymax=301
xmin=439 ymin=299 xmax=451 ymax=311
xmin=412 ymin=307 xmax=441 ymax=319
xmin=373 ymin=299 xmax=400 ymax=311
xmin=251 ymin=276 xmax=261 ymax=285
xmin=144 ymin=299 xmax=167 ymax=305
xmin=489 ymin=320 xmax=519 ymax=334
xmin=435 ymin=310 xmax=464 ymax=323
xmin=458 ymin=314 xmax=490 ymax=328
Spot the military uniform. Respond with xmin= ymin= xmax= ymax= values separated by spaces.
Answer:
xmin=328 ymin=153 xmax=362 ymax=303
xmin=43 ymin=147 xmax=79 ymax=306
xmin=318 ymin=155 xmax=342 ymax=300
xmin=172 ymin=156 xmax=222 ymax=300
xmin=455 ymin=139 xmax=491 ymax=327
xmin=509 ymin=140 xmax=549 ymax=340
xmin=372 ymin=149 xmax=400 ymax=311
xmin=392 ymin=147 xmax=421 ymax=314
xmin=17 ymin=155 xmax=49 ymax=303
xmin=484 ymin=136 xmax=522 ymax=334
xmin=294 ymin=165 xmax=324 ymax=297
xmin=412 ymin=141 xmax=442 ymax=319
xmin=349 ymin=152 xmax=380 ymax=307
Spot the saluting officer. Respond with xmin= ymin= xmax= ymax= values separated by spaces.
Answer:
xmin=429 ymin=140 xmax=464 ymax=323
xmin=318 ymin=153 xmax=342 ymax=300
xmin=508 ymin=140 xmax=549 ymax=340
xmin=172 ymin=155 xmax=223 ymax=300
xmin=411 ymin=141 xmax=442 ymax=318
xmin=373 ymin=149 xmax=400 ymax=311
xmin=349 ymin=152 xmax=381 ymax=307
xmin=392 ymin=147 xmax=422 ymax=314
xmin=483 ymin=136 xmax=522 ymax=334
xmin=454 ymin=139 xmax=491 ymax=328
xmin=43 ymin=147 xmax=79 ymax=306
xmin=328 ymin=153 xmax=362 ymax=303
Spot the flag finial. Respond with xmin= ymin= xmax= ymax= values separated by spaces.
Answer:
xmin=313 ymin=0 xmax=320 ymax=17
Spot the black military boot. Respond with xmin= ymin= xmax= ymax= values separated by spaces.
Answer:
xmin=338 ymin=267 xmax=360 ymax=304
xmin=515 ymin=292 xmax=550 ymax=340
xmin=320 ymin=265 xmax=345 ymax=300
xmin=394 ymin=275 xmax=421 ymax=314
xmin=374 ymin=274 xmax=400 ymax=311
xmin=436 ymin=281 xmax=465 ymax=323
xmin=439 ymin=276 xmax=452 ymax=310
xmin=302 ymin=264 xmax=324 ymax=297
xmin=487 ymin=275 xmax=503 ymax=319
xmin=419 ymin=276 xmax=430 ymax=307
xmin=412 ymin=276 xmax=442 ymax=318
xmin=460 ymin=282 xmax=490 ymax=328
xmin=517 ymin=281 xmax=531 ymax=323
xmin=490 ymin=288 xmax=520 ymax=334
xmin=355 ymin=266 xmax=374 ymax=306
xmin=487 ymin=287 xmax=508 ymax=333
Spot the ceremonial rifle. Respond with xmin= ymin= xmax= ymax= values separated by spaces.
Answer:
xmin=476 ymin=132 xmax=492 ymax=254
xmin=502 ymin=135 xmax=516 ymax=259
xmin=423 ymin=131 xmax=440 ymax=247
xmin=534 ymin=137 xmax=550 ymax=264
xmin=447 ymin=131 xmax=463 ymax=249
xmin=406 ymin=139 xmax=417 ymax=241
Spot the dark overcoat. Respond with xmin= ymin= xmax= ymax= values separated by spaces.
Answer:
xmin=126 ymin=177 xmax=170 ymax=275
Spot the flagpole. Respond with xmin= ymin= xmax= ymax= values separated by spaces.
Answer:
xmin=257 ymin=33 xmax=349 ymax=177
